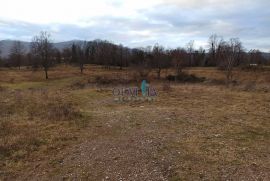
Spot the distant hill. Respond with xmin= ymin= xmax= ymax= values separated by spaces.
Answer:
xmin=0 ymin=40 xmax=30 ymax=58
xmin=262 ymin=52 xmax=270 ymax=59
xmin=0 ymin=40 xmax=84 ymax=58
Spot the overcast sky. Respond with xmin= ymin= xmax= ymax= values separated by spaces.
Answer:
xmin=0 ymin=0 xmax=269 ymax=51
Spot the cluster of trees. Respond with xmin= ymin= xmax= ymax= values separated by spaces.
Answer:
xmin=68 ymin=40 xmax=130 ymax=73
xmin=0 ymin=32 xmax=268 ymax=81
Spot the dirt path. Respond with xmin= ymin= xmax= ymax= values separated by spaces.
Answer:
xmin=20 ymin=105 xmax=176 ymax=180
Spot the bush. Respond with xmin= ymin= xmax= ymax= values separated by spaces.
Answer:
xmin=242 ymin=82 xmax=256 ymax=91
xmin=45 ymin=99 xmax=81 ymax=121
xmin=166 ymin=72 xmax=205 ymax=83
xmin=94 ymin=75 xmax=136 ymax=85
xmin=95 ymin=75 xmax=112 ymax=84
xmin=166 ymin=75 xmax=176 ymax=81
xmin=26 ymin=91 xmax=82 ymax=121
xmin=240 ymin=64 xmax=264 ymax=71
xmin=70 ymin=80 xmax=86 ymax=89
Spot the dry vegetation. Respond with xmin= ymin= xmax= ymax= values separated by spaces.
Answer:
xmin=0 ymin=65 xmax=269 ymax=180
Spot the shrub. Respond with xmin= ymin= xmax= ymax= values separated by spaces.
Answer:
xmin=166 ymin=72 xmax=205 ymax=83
xmin=70 ymin=80 xmax=86 ymax=89
xmin=166 ymin=75 xmax=176 ymax=81
xmin=26 ymin=91 xmax=82 ymax=122
xmin=94 ymin=75 xmax=136 ymax=85
xmin=95 ymin=75 xmax=112 ymax=84
xmin=45 ymin=100 xmax=81 ymax=121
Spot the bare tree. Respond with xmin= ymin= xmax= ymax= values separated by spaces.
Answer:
xmin=96 ymin=40 xmax=114 ymax=69
xmin=152 ymin=44 xmax=166 ymax=79
xmin=71 ymin=43 xmax=78 ymax=64
xmin=78 ymin=41 xmax=89 ymax=74
xmin=248 ymin=49 xmax=264 ymax=65
xmin=0 ymin=43 xmax=2 ymax=65
xmin=186 ymin=40 xmax=194 ymax=66
xmin=0 ymin=42 xmax=1 ymax=57
xmin=194 ymin=47 xmax=206 ymax=66
xmin=171 ymin=48 xmax=188 ymax=76
xmin=119 ymin=44 xmax=124 ymax=70
xmin=62 ymin=47 xmax=72 ymax=64
xmin=218 ymin=38 xmax=243 ymax=85
xmin=246 ymin=49 xmax=264 ymax=82
xmin=131 ymin=48 xmax=151 ymax=80
xmin=208 ymin=34 xmax=223 ymax=66
xmin=31 ymin=31 xmax=53 ymax=79
xmin=9 ymin=41 xmax=25 ymax=69
xmin=71 ymin=41 xmax=91 ymax=74
xmin=53 ymin=48 xmax=62 ymax=64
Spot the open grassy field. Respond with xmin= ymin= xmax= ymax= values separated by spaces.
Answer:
xmin=0 ymin=65 xmax=269 ymax=180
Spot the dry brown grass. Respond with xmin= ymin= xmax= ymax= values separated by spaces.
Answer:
xmin=162 ymin=82 xmax=172 ymax=92
xmin=0 ymin=65 xmax=269 ymax=180
xmin=0 ymin=87 xmax=88 ymax=178
xmin=186 ymin=67 xmax=270 ymax=85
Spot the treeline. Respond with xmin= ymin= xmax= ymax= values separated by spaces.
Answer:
xmin=0 ymin=32 xmax=268 ymax=80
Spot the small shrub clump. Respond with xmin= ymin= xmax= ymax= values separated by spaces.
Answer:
xmin=166 ymin=72 xmax=205 ymax=83
xmin=45 ymin=99 xmax=82 ymax=121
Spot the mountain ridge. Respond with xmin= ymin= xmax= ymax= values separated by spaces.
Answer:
xmin=0 ymin=40 xmax=86 ymax=58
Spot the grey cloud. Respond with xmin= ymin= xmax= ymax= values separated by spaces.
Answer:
xmin=0 ymin=0 xmax=269 ymax=51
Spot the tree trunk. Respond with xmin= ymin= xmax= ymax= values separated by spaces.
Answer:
xmin=226 ymin=73 xmax=230 ymax=85
xmin=80 ymin=66 xmax=83 ymax=74
xmin=157 ymin=68 xmax=161 ymax=79
xmin=80 ymin=63 xmax=84 ymax=74
xmin=177 ymin=66 xmax=182 ymax=76
xmin=45 ymin=69 xmax=48 ymax=79
xmin=226 ymin=69 xmax=233 ymax=86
